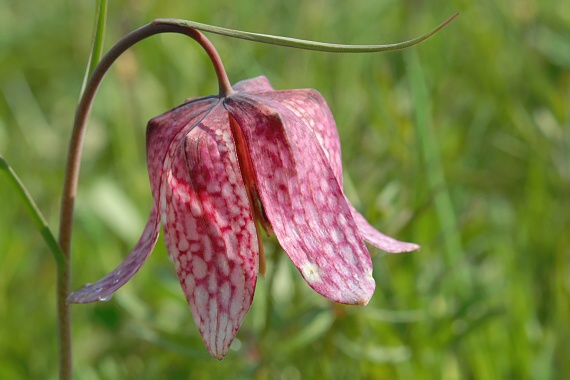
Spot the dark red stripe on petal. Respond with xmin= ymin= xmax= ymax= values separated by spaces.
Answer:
xmin=228 ymin=114 xmax=274 ymax=239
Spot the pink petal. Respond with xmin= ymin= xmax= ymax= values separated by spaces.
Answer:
xmin=147 ymin=98 xmax=219 ymax=199
xmin=259 ymin=89 xmax=343 ymax=182
xmin=225 ymin=94 xmax=375 ymax=306
xmin=349 ymin=206 xmax=420 ymax=253
xmin=67 ymin=203 xmax=161 ymax=303
xmin=233 ymin=76 xmax=274 ymax=93
xmin=68 ymin=98 xmax=218 ymax=304
xmin=162 ymin=103 xmax=259 ymax=360
xmin=259 ymin=89 xmax=419 ymax=253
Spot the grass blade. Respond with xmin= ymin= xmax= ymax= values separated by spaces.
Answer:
xmin=406 ymin=49 xmax=471 ymax=292
xmin=0 ymin=153 xmax=65 ymax=268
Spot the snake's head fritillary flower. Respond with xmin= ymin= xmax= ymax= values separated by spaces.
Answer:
xmin=68 ymin=76 xmax=419 ymax=359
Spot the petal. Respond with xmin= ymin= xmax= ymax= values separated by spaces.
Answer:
xmin=232 ymin=75 xmax=274 ymax=94
xmin=259 ymin=89 xmax=343 ymax=182
xmin=67 ymin=203 xmax=161 ymax=303
xmin=349 ymin=206 xmax=420 ymax=253
xmin=68 ymin=98 xmax=218 ymax=303
xmin=225 ymin=94 xmax=375 ymax=306
xmin=162 ymin=103 xmax=259 ymax=359
xmin=147 ymin=97 xmax=219 ymax=199
xmin=258 ymin=90 xmax=419 ymax=253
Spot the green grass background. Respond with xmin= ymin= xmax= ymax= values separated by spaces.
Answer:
xmin=1 ymin=0 xmax=569 ymax=378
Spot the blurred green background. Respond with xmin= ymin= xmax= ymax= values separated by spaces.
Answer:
xmin=1 ymin=0 xmax=569 ymax=378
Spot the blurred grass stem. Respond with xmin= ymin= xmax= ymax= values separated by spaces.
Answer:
xmin=406 ymin=49 xmax=472 ymax=293
xmin=79 ymin=0 xmax=108 ymax=97
xmin=0 ymin=154 xmax=65 ymax=268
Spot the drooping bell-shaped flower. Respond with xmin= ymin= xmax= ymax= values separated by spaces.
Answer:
xmin=68 ymin=75 xmax=419 ymax=359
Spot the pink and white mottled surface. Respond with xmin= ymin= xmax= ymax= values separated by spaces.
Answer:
xmin=68 ymin=76 xmax=419 ymax=359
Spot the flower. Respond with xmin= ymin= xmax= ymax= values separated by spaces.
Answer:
xmin=68 ymin=76 xmax=419 ymax=359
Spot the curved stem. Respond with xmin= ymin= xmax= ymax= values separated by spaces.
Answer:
xmin=58 ymin=23 xmax=230 ymax=380
xmin=59 ymin=24 xmax=231 ymax=259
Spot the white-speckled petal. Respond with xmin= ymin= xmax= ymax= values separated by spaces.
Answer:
xmin=259 ymin=89 xmax=419 ymax=253
xmin=67 ymin=204 xmax=161 ymax=303
xmin=232 ymin=75 xmax=274 ymax=94
xmin=259 ymin=89 xmax=343 ymax=182
xmin=162 ymin=103 xmax=258 ymax=360
xmin=67 ymin=98 xmax=218 ymax=304
xmin=349 ymin=206 xmax=420 ymax=253
xmin=225 ymin=93 xmax=375 ymax=306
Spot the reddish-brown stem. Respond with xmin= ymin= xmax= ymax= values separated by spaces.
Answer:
xmin=57 ymin=22 xmax=231 ymax=379
xmin=61 ymin=23 xmax=232 ymax=255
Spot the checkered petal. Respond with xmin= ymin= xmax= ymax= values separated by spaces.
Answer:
xmin=68 ymin=98 xmax=218 ymax=303
xmin=162 ymin=103 xmax=259 ymax=359
xmin=258 ymin=89 xmax=419 ymax=253
xmin=225 ymin=93 xmax=375 ymax=306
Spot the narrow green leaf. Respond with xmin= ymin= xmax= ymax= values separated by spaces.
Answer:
xmin=334 ymin=333 xmax=411 ymax=363
xmin=80 ymin=0 xmax=108 ymax=95
xmin=277 ymin=309 xmax=335 ymax=353
xmin=155 ymin=12 xmax=459 ymax=53
xmin=406 ymin=49 xmax=470 ymax=292
xmin=0 ymin=153 xmax=65 ymax=268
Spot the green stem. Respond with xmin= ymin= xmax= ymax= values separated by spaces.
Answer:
xmin=0 ymin=154 xmax=65 ymax=269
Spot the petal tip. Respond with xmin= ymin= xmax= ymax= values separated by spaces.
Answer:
xmin=372 ymin=238 xmax=421 ymax=254
xmin=357 ymin=297 xmax=370 ymax=306
xmin=211 ymin=351 xmax=226 ymax=361
xmin=358 ymin=274 xmax=375 ymax=306
xmin=335 ymin=271 xmax=375 ymax=306
xmin=201 ymin=330 xmax=237 ymax=360
xmin=396 ymin=242 xmax=421 ymax=253
xmin=66 ymin=284 xmax=109 ymax=304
